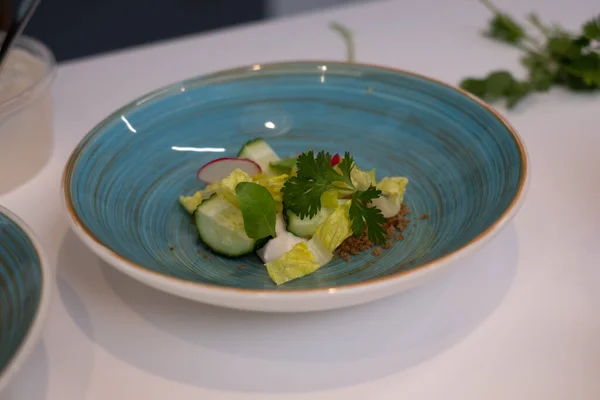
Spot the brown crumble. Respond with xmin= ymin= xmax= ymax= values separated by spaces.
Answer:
xmin=420 ymin=213 xmax=429 ymax=220
xmin=337 ymin=203 xmax=412 ymax=262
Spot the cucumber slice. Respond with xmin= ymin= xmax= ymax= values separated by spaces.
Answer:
xmin=285 ymin=207 xmax=335 ymax=238
xmin=194 ymin=195 xmax=256 ymax=257
xmin=237 ymin=138 xmax=280 ymax=176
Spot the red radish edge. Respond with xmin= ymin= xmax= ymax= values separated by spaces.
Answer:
xmin=331 ymin=153 xmax=341 ymax=167
xmin=197 ymin=157 xmax=261 ymax=183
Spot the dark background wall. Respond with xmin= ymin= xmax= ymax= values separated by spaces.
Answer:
xmin=13 ymin=0 xmax=266 ymax=62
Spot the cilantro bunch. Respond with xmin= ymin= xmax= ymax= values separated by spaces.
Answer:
xmin=282 ymin=151 xmax=387 ymax=244
xmin=460 ymin=0 xmax=600 ymax=108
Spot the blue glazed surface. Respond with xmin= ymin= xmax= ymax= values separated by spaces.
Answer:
xmin=0 ymin=212 xmax=43 ymax=371
xmin=64 ymin=62 xmax=526 ymax=290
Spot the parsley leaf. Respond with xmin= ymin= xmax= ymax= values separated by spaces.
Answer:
xmin=282 ymin=151 xmax=388 ymax=243
xmin=548 ymin=36 xmax=584 ymax=61
xmin=460 ymin=70 xmax=532 ymax=108
xmin=283 ymin=176 xmax=336 ymax=219
xmin=336 ymin=152 xmax=355 ymax=188
xmin=481 ymin=0 xmax=525 ymax=44
xmin=528 ymin=65 xmax=553 ymax=91
xmin=296 ymin=151 xmax=341 ymax=183
xmin=460 ymin=1 xmax=600 ymax=108
xmin=485 ymin=71 xmax=518 ymax=98
xmin=486 ymin=14 xmax=525 ymax=44
xmin=460 ymin=78 xmax=487 ymax=98
xmin=350 ymin=187 xmax=387 ymax=244
xmin=282 ymin=150 xmax=350 ymax=219
xmin=582 ymin=17 xmax=600 ymax=40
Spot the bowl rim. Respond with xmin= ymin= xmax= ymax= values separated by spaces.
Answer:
xmin=62 ymin=60 xmax=529 ymax=297
xmin=0 ymin=205 xmax=52 ymax=393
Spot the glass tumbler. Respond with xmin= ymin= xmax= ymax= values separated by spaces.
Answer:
xmin=0 ymin=34 xmax=56 ymax=194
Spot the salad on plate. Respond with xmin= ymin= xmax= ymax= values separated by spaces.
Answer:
xmin=179 ymin=139 xmax=409 ymax=285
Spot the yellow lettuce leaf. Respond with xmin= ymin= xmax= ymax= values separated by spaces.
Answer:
xmin=320 ymin=189 xmax=339 ymax=208
xmin=350 ymin=166 xmax=376 ymax=191
xmin=371 ymin=177 xmax=409 ymax=218
xmin=254 ymin=173 xmax=289 ymax=212
xmin=179 ymin=191 xmax=204 ymax=214
xmin=179 ymin=180 xmax=223 ymax=214
xmin=265 ymin=242 xmax=321 ymax=285
xmin=312 ymin=201 xmax=353 ymax=253
xmin=217 ymin=168 xmax=252 ymax=206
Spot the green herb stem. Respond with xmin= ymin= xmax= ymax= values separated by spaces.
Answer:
xmin=460 ymin=0 xmax=600 ymax=108
xmin=330 ymin=22 xmax=355 ymax=63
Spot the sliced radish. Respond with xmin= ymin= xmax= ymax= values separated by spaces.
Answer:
xmin=331 ymin=153 xmax=341 ymax=167
xmin=197 ymin=157 xmax=261 ymax=183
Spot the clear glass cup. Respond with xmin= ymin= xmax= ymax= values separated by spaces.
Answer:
xmin=0 ymin=34 xmax=56 ymax=194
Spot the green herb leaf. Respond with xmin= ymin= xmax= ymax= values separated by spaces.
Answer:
xmin=485 ymin=71 xmax=517 ymax=98
xmin=282 ymin=151 xmax=350 ymax=218
xmin=282 ymin=151 xmax=388 ymax=243
xmin=505 ymin=81 xmax=531 ymax=108
xmin=336 ymin=152 xmax=355 ymax=188
xmin=547 ymin=36 xmax=583 ymax=61
xmin=573 ymin=35 xmax=591 ymax=48
xmin=481 ymin=0 xmax=526 ymax=44
xmin=282 ymin=176 xmax=334 ymax=218
xmin=556 ymin=67 xmax=597 ymax=91
xmin=235 ymin=182 xmax=277 ymax=239
xmin=581 ymin=69 xmax=600 ymax=87
xmin=460 ymin=70 xmax=531 ymax=108
xmin=460 ymin=1 xmax=600 ymax=108
xmin=270 ymin=157 xmax=297 ymax=174
xmin=520 ymin=52 xmax=544 ymax=70
xmin=485 ymin=14 xmax=526 ymax=44
xmin=295 ymin=151 xmax=337 ymax=182
xmin=582 ymin=17 xmax=600 ymax=40
xmin=349 ymin=187 xmax=387 ymax=244
xmin=569 ymin=53 xmax=600 ymax=85
xmin=529 ymin=66 xmax=553 ymax=92
xmin=460 ymin=78 xmax=487 ymax=98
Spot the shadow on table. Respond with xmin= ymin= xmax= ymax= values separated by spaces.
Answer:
xmin=56 ymin=224 xmax=519 ymax=393
xmin=1 ymin=342 xmax=49 ymax=400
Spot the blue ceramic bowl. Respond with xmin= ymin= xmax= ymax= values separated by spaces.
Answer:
xmin=0 ymin=206 xmax=50 ymax=391
xmin=63 ymin=61 xmax=528 ymax=312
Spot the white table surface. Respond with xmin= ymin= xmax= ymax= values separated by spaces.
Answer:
xmin=2 ymin=0 xmax=600 ymax=398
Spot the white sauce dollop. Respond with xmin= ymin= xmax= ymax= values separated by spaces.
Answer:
xmin=256 ymin=215 xmax=306 ymax=263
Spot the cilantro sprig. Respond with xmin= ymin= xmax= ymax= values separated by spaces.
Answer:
xmin=282 ymin=151 xmax=353 ymax=219
xmin=282 ymin=151 xmax=387 ymax=244
xmin=460 ymin=0 xmax=600 ymax=108
xmin=349 ymin=186 xmax=387 ymax=245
